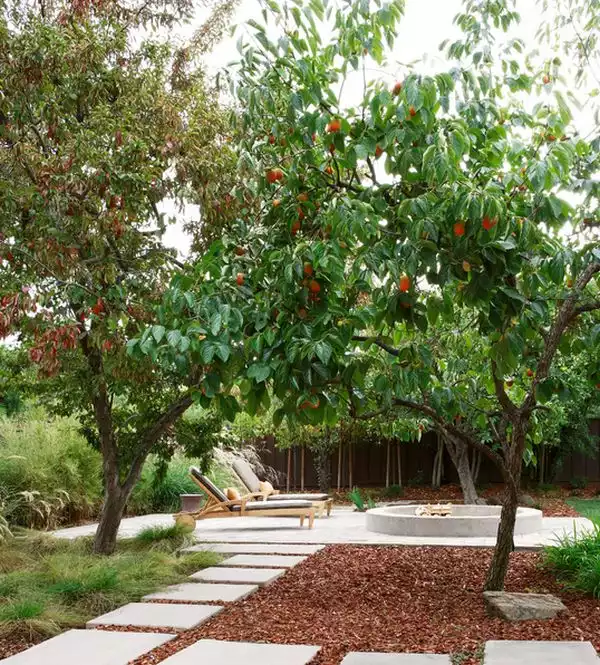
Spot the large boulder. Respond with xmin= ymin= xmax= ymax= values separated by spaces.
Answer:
xmin=483 ymin=592 xmax=567 ymax=621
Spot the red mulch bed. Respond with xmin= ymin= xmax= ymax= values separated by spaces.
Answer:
xmin=0 ymin=635 xmax=38 ymax=661
xmin=130 ymin=545 xmax=600 ymax=665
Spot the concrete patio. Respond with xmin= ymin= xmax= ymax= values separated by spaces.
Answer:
xmin=53 ymin=507 xmax=593 ymax=549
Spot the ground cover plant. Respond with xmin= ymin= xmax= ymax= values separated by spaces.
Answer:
xmin=567 ymin=498 xmax=600 ymax=523
xmin=0 ymin=527 xmax=220 ymax=659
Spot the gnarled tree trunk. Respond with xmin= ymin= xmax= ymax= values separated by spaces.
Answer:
xmin=91 ymin=387 xmax=194 ymax=555
xmin=484 ymin=422 xmax=526 ymax=590
xmin=94 ymin=482 xmax=129 ymax=555
xmin=443 ymin=434 xmax=480 ymax=504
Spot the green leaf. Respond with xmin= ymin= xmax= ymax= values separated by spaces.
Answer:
xmin=210 ymin=312 xmax=222 ymax=336
xmin=152 ymin=325 xmax=166 ymax=343
xmin=315 ymin=341 xmax=332 ymax=364
xmin=167 ymin=330 xmax=182 ymax=348
xmin=247 ymin=363 xmax=271 ymax=382
xmin=215 ymin=342 xmax=230 ymax=362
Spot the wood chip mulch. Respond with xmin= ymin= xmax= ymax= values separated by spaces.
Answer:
xmin=129 ymin=545 xmax=600 ymax=665
xmin=0 ymin=635 xmax=38 ymax=661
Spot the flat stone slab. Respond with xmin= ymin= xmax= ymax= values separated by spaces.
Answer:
xmin=484 ymin=640 xmax=598 ymax=664
xmin=184 ymin=542 xmax=324 ymax=555
xmin=143 ymin=582 xmax=257 ymax=603
xmin=87 ymin=602 xmax=223 ymax=630
xmin=218 ymin=554 xmax=307 ymax=568
xmin=483 ymin=592 xmax=567 ymax=621
xmin=190 ymin=566 xmax=285 ymax=585
xmin=1 ymin=628 xmax=172 ymax=664
xmin=342 ymin=654 xmax=450 ymax=664
xmin=158 ymin=638 xmax=320 ymax=665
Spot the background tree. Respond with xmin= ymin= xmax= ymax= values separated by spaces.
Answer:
xmin=185 ymin=0 xmax=600 ymax=592
xmin=0 ymin=0 xmax=240 ymax=553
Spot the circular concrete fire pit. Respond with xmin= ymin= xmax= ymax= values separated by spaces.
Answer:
xmin=366 ymin=504 xmax=543 ymax=537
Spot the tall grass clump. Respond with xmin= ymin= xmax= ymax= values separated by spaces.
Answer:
xmin=542 ymin=523 xmax=600 ymax=598
xmin=0 ymin=532 xmax=220 ymax=640
xmin=0 ymin=408 xmax=102 ymax=528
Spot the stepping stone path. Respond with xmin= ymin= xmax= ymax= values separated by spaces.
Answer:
xmin=183 ymin=542 xmax=324 ymax=555
xmin=87 ymin=602 xmax=223 ymax=630
xmin=484 ymin=640 xmax=598 ymax=664
xmin=143 ymin=581 xmax=258 ymax=603
xmin=0 ymin=629 xmax=173 ymax=665
xmin=218 ymin=553 xmax=307 ymax=568
xmin=342 ymin=655 xmax=450 ymax=664
xmin=157 ymin=638 xmax=320 ymax=665
xmin=190 ymin=566 xmax=285 ymax=585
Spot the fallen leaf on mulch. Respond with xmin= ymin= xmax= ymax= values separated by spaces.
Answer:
xmin=129 ymin=545 xmax=600 ymax=665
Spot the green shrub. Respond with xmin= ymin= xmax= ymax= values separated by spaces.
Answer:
xmin=0 ymin=410 xmax=102 ymax=528
xmin=543 ymin=524 xmax=600 ymax=598
xmin=569 ymin=476 xmax=588 ymax=490
xmin=347 ymin=487 xmax=376 ymax=511
xmin=407 ymin=470 xmax=426 ymax=487
xmin=129 ymin=455 xmax=240 ymax=515
xmin=382 ymin=484 xmax=404 ymax=498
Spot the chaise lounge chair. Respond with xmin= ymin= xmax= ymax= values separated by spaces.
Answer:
xmin=232 ymin=458 xmax=333 ymax=518
xmin=174 ymin=467 xmax=315 ymax=529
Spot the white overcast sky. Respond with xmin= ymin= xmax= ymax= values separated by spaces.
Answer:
xmin=162 ymin=0 xmax=591 ymax=254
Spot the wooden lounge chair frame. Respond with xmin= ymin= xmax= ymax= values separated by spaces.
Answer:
xmin=232 ymin=459 xmax=333 ymax=518
xmin=173 ymin=469 xmax=315 ymax=529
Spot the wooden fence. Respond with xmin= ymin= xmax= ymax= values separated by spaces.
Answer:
xmin=254 ymin=420 xmax=600 ymax=490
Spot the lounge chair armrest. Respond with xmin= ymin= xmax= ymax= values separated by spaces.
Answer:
xmin=242 ymin=492 xmax=267 ymax=501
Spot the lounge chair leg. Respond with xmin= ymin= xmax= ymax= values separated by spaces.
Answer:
xmin=300 ymin=515 xmax=305 ymax=527
xmin=308 ymin=512 xmax=314 ymax=529
xmin=318 ymin=504 xmax=324 ymax=518
xmin=327 ymin=500 xmax=332 ymax=517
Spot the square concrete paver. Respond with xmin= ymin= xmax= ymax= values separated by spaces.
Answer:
xmin=159 ymin=639 xmax=320 ymax=665
xmin=1 ymin=629 xmax=172 ymax=665
xmin=190 ymin=566 xmax=285 ymax=585
xmin=484 ymin=640 xmax=598 ymax=664
xmin=341 ymin=654 xmax=450 ymax=664
xmin=143 ymin=582 xmax=257 ymax=603
xmin=87 ymin=602 xmax=223 ymax=630
xmin=183 ymin=543 xmax=324 ymax=555
xmin=218 ymin=554 xmax=307 ymax=568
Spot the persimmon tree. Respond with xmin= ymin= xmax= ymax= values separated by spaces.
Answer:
xmin=0 ymin=0 xmax=241 ymax=553
xmin=192 ymin=0 xmax=600 ymax=591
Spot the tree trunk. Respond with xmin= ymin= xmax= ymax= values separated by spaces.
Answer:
xmin=93 ymin=483 xmax=128 ymax=555
xmin=286 ymin=448 xmax=292 ymax=492
xmin=385 ymin=441 xmax=391 ymax=487
xmin=484 ymin=483 xmax=518 ymax=590
xmin=471 ymin=449 xmax=482 ymax=485
xmin=432 ymin=437 xmax=443 ymax=489
xmin=300 ymin=446 xmax=305 ymax=491
xmin=337 ymin=441 xmax=342 ymax=491
xmin=397 ymin=441 xmax=402 ymax=487
xmin=485 ymin=422 xmax=527 ymax=591
xmin=348 ymin=440 xmax=353 ymax=488
xmin=314 ymin=447 xmax=331 ymax=493
xmin=444 ymin=435 xmax=479 ymax=504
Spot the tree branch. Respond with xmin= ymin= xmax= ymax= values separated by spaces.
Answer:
xmin=353 ymin=335 xmax=400 ymax=357
xmin=524 ymin=260 xmax=600 ymax=412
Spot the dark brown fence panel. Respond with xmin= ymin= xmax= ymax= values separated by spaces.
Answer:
xmin=251 ymin=419 xmax=600 ymax=490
